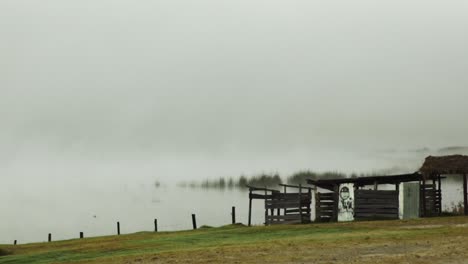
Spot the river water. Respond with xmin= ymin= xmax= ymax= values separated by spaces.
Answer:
xmin=0 ymin=183 xmax=266 ymax=244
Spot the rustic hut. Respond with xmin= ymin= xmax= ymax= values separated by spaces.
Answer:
xmin=420 ymin=155 xmax=468 ymax=216
xmin=308 ymin=173 xmax=422 ymax=222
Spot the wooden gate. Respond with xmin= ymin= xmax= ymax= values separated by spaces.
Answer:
xmin=420 ymin=180 xmax=441 ymax=217
xmin=265 ymin=189 xmax=311 ymax=225
xmin=354 ymin=190 xmax=399 ymax=220
xmin=315 ymin=191 xmax=338 ymax=222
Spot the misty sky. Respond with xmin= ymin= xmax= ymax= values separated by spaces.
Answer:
xmin=2 ymin=0 xmax=468 ymax=184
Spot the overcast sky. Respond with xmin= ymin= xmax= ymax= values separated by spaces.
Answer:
xmin=1 ymin=0 xmax=468 ymax=183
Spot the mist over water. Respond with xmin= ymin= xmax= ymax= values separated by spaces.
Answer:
xmin=2 ymin=147 xmax=466 ymax=244
xmin=2 ymin=0 xmax=468 ymax=243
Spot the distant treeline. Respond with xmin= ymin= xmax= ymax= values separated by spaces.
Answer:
xmin=287 ymin=171 xmax=346 ymax=185
xmin=177 ymin=169 xmax=405 ymax=190
xmin=177 ymin=171 xmax=349 ymax=189
xmin=177 ymin=173 xmax=282 ymax=189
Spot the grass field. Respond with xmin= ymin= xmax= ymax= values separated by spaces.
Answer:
xmin=1 ymin=216 xmax=468 ymax=264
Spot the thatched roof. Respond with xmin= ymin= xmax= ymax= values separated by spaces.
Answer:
xmin=420 ymin=155 xmax=468 ymax=175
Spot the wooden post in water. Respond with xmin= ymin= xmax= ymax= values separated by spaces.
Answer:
xmin=464 ymin=174 xmax=468 ymax=216
xmin=80 ymin=232 xmax=84 ymax=239
xmin=48 ymin=233 xmax=52 ymax=242
xmin=248 ymin=189 xmax=252 ymax=227
xmin=117 ymin=222 xmax=121 ymax=235
xmin=231 ymin=206 xmax=236 ymax=224
xmin=154 ymin=219 xmax=158 ymax=232
xmin=192 ymin=214 xmax=197 ymax=230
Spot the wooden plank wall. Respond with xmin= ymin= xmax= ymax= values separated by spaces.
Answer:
xmin=265 ymin=192 xmax=311 ymax=225
xmin=315 ymin=192 xmax=337 ymax=222
xmin=354 ymin=190 xmax=399 ymax=220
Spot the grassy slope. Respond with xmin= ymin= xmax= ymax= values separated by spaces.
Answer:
xmin=1 ymin=217 xmax=468 ymax=264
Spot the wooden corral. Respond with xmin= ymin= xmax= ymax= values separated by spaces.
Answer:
xmin=247 ymin=155 xmax=468 ymax=225
xmin=310 ymin=154 xmax=468 ymax=221
xmin=266 ymin=184 xmax=312 ymax=225
xmin=247 ymin=186 xmax=279 ymax=226
xmin=309 ymin=173 xmax=423 ymax=221
xmin=247 ymin=184 xmax=312 ymax=225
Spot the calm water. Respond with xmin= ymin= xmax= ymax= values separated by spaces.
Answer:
xmin=0 ymin=184 xmax=266 ymax=244
xmin=1 ymin=177 xmax=465 ymax=244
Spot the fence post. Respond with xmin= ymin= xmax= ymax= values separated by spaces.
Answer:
xmin=264 ymin=187 xmax=268 ymax=225
xmin=154 ymin=219 xmax=158 ymax=232
xmin=117 ymin=221 xmax=121 ymax=235
xmin=248 ymin=189 xmax=252 ymax=226
xmin=307 ymin=187 xmax=312 ymax=222
xmin=48 ymin=233 xmax=52 ymax=242
xmin=14 ymin=240 xmax=17 ymax=245
xmin=298 ymin=184 xmax=303 ymax=222
xmin=231 ymin=206 xmax=236 ymax=224
xmin=464 ymin=174 xmax=468 ymax=216
xmin=438 ymin=174 xmax=442 ymax=216
xmin=80 ymin=232 xmax=84 ymax=239
xmin=192 ymin=214 xmax=197 ymax=230
xmin=284 ymin=185 xmax=287 ymax=215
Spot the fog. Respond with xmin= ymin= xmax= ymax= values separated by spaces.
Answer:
xmin=1 ymin=0 xmax=468 ymax=243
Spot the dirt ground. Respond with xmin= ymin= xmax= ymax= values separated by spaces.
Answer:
xmin=113 ymin=217 xmax=468 ymax=264
xmin=121 ymin=235 xmax=468 ymax=264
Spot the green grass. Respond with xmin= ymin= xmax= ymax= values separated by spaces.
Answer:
xmin=0 ymin=224 xmax=352 ymax=263
xmin=1 ymin=217 xmax=468 ymax=264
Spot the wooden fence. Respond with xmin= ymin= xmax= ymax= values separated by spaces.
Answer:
xmin=420 ymin=182 xmax=441 ymax=217
xmin=315 ymin=191 xmax=337 ymax=222
xmin=247 ymin=184 xmax=313 ymax=225
xmin=354 ymin=190 xmax=399 ymax=220
xmin=265 ymin=189 xmax=311 ymax=225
